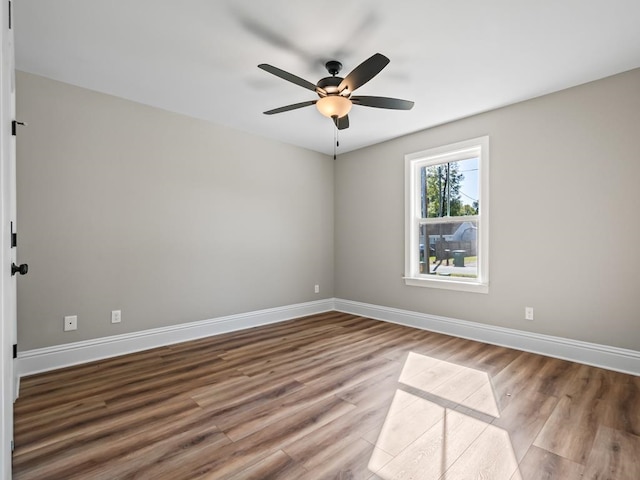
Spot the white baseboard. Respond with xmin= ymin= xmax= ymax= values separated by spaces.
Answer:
xmin=334 ymin=299 xmax=640 ymax=376
xmin=18 ymin=298 xmax=640 ymax=378
xmin=17 ymin=299 xmax=335 ymax=377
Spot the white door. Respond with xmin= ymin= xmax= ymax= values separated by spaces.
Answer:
xmin=1 ymin=0 xmax=18 ymax=478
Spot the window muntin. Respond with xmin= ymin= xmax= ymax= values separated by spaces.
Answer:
xmin=405 ymin=137 xmax=488 ymax=293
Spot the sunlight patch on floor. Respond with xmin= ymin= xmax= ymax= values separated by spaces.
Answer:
xmin=369 ymin=352 xmax=520 ymax=480
xmin=399 ymin=351 xmax=500 ymax=417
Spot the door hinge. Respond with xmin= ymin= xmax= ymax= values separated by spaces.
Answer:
xmin=8 ymin=1 xmax=12 ymax=29
xmin=11 ymin=221 xmax=17 ymax=248
xmin=13 ymin=344 xmax=17 ymax=359
xmin=12 ymin=120 xmax=26 ymax=136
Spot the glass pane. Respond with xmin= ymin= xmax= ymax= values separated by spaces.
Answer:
xmin=418 ymin=221 xmax=478 ymax=278
xmin=420 ymin=157 xmax=479 ymax=218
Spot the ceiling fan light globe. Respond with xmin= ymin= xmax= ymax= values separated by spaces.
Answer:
xmin=316 ymin=96 xmax=352 ymax=118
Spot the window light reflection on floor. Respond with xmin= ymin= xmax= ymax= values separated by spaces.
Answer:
xmin=368 ymin=352 xmax=522 ymax=479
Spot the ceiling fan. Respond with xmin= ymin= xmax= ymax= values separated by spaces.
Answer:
xmin=258 ymin=53 xmax=414 ymax=130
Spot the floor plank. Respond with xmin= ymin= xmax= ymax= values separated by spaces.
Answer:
xmin=518 ymin=445 xmax=584 ymax=480
xmin=442 ymin=423 xmax=520 ymax=480
xmin=219 ymin=449 xmax=308 ymax=480
xmin=492 ymin=384 xmax=559 ymax=462
xmin=533 ymin=364 xmax=609 ymax=464
xmin=582 ymin=425 xmax=640 ymax=480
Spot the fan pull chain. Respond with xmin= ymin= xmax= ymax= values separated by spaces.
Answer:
xmin=333 ymin=124 xmax=338 ymax=160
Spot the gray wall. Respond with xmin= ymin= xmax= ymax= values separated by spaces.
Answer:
xmin=17 ymin=68 xmax=640 ymax=353
xmin=16 ymin=72 xmax=334 ymax=351
xmin=336 ymin=68 xmax=640 ymax=351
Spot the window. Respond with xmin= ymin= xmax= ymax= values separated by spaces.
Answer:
xmin=404 ymin=136 xmax=489 ymax=293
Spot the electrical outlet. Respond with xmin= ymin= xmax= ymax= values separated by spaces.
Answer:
xmin=111 ymin=310 xmax=122 ymax=324
xmin=525 ymin=307 xmax=534 ymax=321
xmin=314 ymin=284 xmax=320 ymax=294
xmin=64 ymin=315 xmax=78 ymax=331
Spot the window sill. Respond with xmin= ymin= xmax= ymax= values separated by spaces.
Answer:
xmin=403 ymin=276 xmax=489 ymax=294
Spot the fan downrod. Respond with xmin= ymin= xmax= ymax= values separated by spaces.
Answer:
xmin=325 ymin=60 xmax=342 ymax=76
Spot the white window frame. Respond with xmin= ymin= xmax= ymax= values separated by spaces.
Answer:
xmin=404 ymin=136 xmax=489 ymax=293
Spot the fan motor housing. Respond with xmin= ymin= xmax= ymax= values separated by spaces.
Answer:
xmin=317 ymin=76 xmax=343 ymax=95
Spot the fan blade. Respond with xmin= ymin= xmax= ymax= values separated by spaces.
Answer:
xmin=258 ymin=64 xmax=320 ymax=93
xmin=338 ymin=53 xmax=389 ymax=93
xmin=333 ymin=115 xmax=350 ymax=130
xmin=263 ymin=100 xmax=317 ymax=115
xmin=351 ymin=96 xmax=414 ymax=110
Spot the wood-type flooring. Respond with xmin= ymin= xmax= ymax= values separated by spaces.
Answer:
xmin=12 ymin=312 xmax=640 ymax=479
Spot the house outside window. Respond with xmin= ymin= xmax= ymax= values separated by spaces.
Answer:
xmin=404 ymin=136 xmax=489 ymax=293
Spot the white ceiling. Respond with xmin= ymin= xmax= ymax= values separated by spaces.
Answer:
xmin=13 ymin=1 xmax=640 ymax=156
